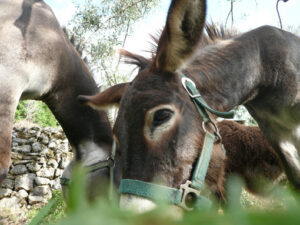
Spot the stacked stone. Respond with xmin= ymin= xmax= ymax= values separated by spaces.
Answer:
xmin=0 ymin=126 xmax=73 ymax=210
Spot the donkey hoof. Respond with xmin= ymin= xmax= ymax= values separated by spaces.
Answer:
xmin=0 ymin=168 xmax=8 ymax=184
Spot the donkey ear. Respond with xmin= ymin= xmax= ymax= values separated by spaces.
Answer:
xmin=78 ymin=83 xmax=129 ymax=110
xmin=154 ymin=0 xmax=206 ymax=72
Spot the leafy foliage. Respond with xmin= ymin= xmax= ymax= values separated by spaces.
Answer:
xmin=28 ymin=167 xmax=300 ymax=225
xmin=15 ymin=101 xmax=59 ymax=127
xmin=69 ymin=0 xmax=159 ymax=88
xmin=34 ymin=101 xmax=59 ymax=127
xmin=27 ymin=190 xmax=66 ymax=225
xmin=15 ymin=101 xmax=28 ymax=121
xmin=234 ymin=105 xmax=257 ymax=126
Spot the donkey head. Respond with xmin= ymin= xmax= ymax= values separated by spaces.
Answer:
xmin=80 ymin=0 xmax=225 ymax=212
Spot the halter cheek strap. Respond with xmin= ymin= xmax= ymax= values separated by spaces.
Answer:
xmin=119 ymin=73 xmax=234 ymax=210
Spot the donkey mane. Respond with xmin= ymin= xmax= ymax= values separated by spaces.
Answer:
xmin=62 ymin=27 xmax=88 ymax=64
xmin=120 ymin=23 xmax=238 ymax=70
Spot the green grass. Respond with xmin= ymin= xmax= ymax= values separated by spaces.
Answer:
xmin=28 ymin=168 xmax=300 ymax=225
xmin=27 ymin=190 xmax=66 ymax=225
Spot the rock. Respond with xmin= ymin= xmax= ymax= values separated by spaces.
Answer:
xmin=38 ymin=133 xmax=49 ymax=145
xmin=6 ymin=127 xmax=72 ymax=210
xmin=31 ymin=126 xmax=41 ymax=131
xmin=15 ymin=174 xmax=36 ymax=191
xmin=27 ymin=162 xmax=41 ymax=172
xmin=52 ymin=132 xmax=64 ymax=139
xmin=48 ymin=159 xmax=58 ymax=168
xmin=51 ymin=179 xmax=61 ymax=190
xmin=28 ymin=194 xmax=47 ymax=204
xmin=32 ymin=143 xmax=44 ymax=152
xmin=25 ymin=152 xmax=40 ymax=157
xmin=35 ymin=177 xmax=51 ymax=185
xmin=1 ymin=179 xmax=14 ymax=189
xmin=28 ymin=137 xmax=37 ymax=144
xmin=14 ymin=160 xmax=34 ymax=165
xmin=12 ymin=142 xmax=18 ymax=148
xmin=54 ymin=153 xmax=62 ymax=162
xmin=10 ymin=165 xmax=28 ymax=175
xmin=0 ymin=188 xmax=13 ymax=199
xmin=36 ymin=168 xmax=55 ymax=179
xmin=14 ymin=145 xmax=31 ymax=153
xmin=59 ymin=157 xmax=69 ymax=169
xmin=14 ymin=127 xmax=21 ymax=132
xmin=18 ymin=128 xmax=30 ymax=139
xmin=41 ymin=148 xmax=54 ymax=158
xmin=57 ymin=142 xmax=69 ymax=153
xmin=0 ymin=197 xmax=20 ymax=210
xmin=49 ymin=128 xmax=59 ymax=135
xmin=38 ymin=157 xmax=46 ymax=165
xmin=17 ymin=189 xmax=29 ymax=199
xmin=13 ymin=138 xmax=29 ymax=145
xmin=48 ymin=140 xmax=57 ymax=149
xmin=28 ymin=129 xmax=38 ymax=137
xmin=55 ymin=169 xmax=63 ymax=177
xmin=10 ymin=152 xmax=23 ymax=160
xmin=32 ymin=185 xmax=50 ymax=196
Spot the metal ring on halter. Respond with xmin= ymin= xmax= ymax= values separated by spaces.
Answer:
xmin=201 ymin=121 xmax=222 ymax=143
xmin=107 ymin=157 xmax=115 ymax=168
xmin=181 ymin=77 xmax=201 ymax=98
xmin=179 ymin=180 xmax=201 ymax=211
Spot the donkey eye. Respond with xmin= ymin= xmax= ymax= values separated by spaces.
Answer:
xmin=153 ymin=109 xmax=174 ymax=126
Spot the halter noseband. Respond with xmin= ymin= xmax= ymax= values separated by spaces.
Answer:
xmin=60 ymin=141 xmax=117 ymax=200
xmin=118 ymin=73 xmax=234 ymax=210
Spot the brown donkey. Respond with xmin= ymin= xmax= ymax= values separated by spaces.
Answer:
xmin=0 ymin=0 xmax=113 ymax=198
xmin=79 ymin=0 xmax=300 ymax=210
xmin=219 ymin=120 xmax=284 ymax=195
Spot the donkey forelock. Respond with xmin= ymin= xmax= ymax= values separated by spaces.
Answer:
xmin=120 ymin=23 xmax=238 ymax=71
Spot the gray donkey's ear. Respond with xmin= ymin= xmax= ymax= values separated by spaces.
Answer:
xmin=78 ymin=83 xmax=129 ymax=110
xmin=154 ymin=0 xmax=207 ymax=72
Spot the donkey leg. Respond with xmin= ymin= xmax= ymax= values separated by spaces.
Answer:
xmin=273 ymin=142 xmax=300 ymax=190
xmin=0 ymin=95 xmax=20 ymax=184
xmin=0 ymin=135 xmax=11 ymax=183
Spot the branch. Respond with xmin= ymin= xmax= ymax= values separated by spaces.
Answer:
xmin=103 ymin=0 xmax=144 ymax=28
xmin=231 ymin=0 xmax=234 ymax=28
xmin=111 ymin=19 xmax=131 ymax=84
xmin=225 ymin=0 xmax=234 ymax=30
xmin=100 ymin=61 xmax=114 ymax=87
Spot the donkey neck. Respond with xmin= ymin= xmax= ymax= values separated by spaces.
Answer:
xmin=42 ymin=49 xmax=112 ymax=160
xmin=186 ymin=38 xmax=262 ymax=112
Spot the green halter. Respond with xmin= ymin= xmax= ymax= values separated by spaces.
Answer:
xmin=119 ymin=73 xmax=234 ymax=210
xmin=60 ymin=141 xmax=117 ymax=201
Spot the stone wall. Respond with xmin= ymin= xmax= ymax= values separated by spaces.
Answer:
xmin=0 ymin=126 xmax=73 ymax=214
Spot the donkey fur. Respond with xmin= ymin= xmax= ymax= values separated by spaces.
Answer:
xmin=219 ymin=120 xmax=284 ymax=196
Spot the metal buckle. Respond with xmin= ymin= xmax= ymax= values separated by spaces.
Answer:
xmin=107 ymin=157 xmax=115 ymax=168
xmin=60 ymin=177 xmax=70 ymax=186
xmin=179 ymin=180 xmax=201 ymax=211
xmin=202 ymin=121 xmax=222 ymax=143
xmin=181 ymin=77 xmax=201 ymax=98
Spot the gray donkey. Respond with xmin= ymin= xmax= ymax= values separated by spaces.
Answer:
xmin=0 ymin=0 xmax=113 ymax=200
